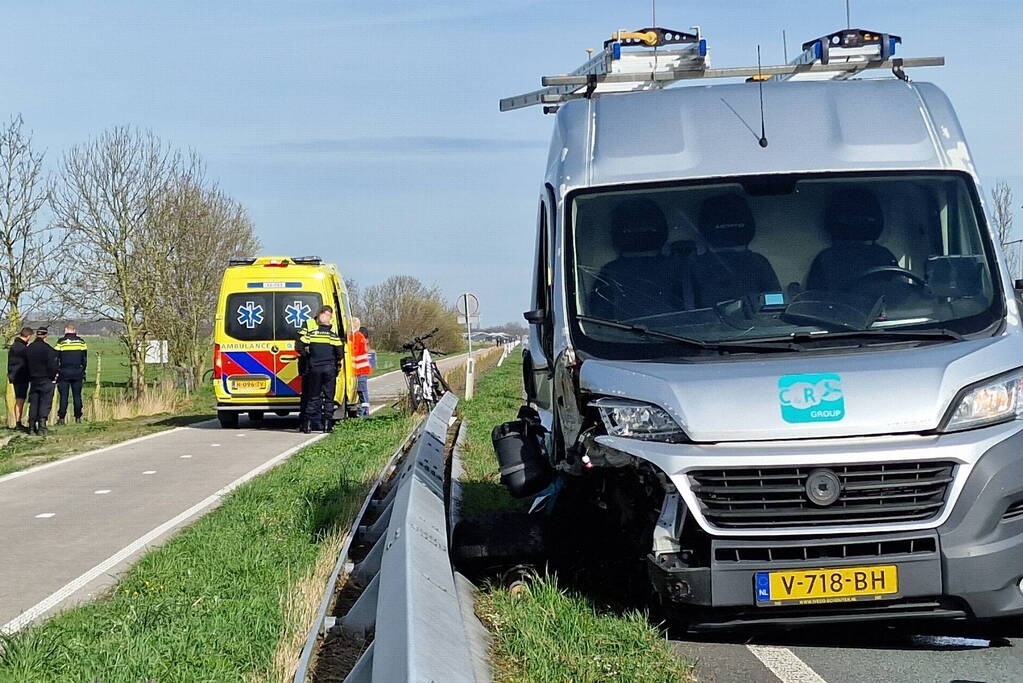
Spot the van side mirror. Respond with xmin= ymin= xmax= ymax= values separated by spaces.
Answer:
xmin=1015 ymin=279 xmax=1023 ymax=294
xmin=523 ymin=308 xmax=546 ymax=325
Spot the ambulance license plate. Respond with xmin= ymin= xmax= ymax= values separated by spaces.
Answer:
xmin=230 ymin=378 xmax=270 ymax=393
xmin=754 ymin=565 xmax=898 ymax=606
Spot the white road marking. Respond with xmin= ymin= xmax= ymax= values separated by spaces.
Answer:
xmin=142 ymin=470 xmax=156 ymax=475
xmin=0 ymin=424 xmax=212 ymax=486
xmin=94 ymin=490 xmax=111 ymax=495
xmin=210 ymin=443 xmax=221 ymax=447
xmin=34 ymin=513 xmax=55 ymax=519
xmin=179 ymin=454 xmax=192 ymax=459
xmin=0 ymin=353 xmax=465 ymax=488
xmin=746 ymin=645 xmax=827 ymax=683
xmin=236 ymin=433 xmax=247 ymax=437
xmin=1 ymin=431 xmax=328 ymax=636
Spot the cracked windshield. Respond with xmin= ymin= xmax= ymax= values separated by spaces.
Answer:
xmin=572 ymin=173 xmax=1000 ymax=352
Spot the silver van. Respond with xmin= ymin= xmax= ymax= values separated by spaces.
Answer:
xmin=506 ymin=29 xmax=1023 ymax=629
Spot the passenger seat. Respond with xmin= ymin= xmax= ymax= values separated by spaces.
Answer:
xmin=687 ymin=194 xmax=780 ymax=308
xmin=587 ymin=199 xmax=686 ymax=320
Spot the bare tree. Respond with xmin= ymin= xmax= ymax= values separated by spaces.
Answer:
xmin=361 ymin=275 xmax=462 ymax=352
xmin=344 ymin=277 xmax=363 ymax=320
xmin=147 ymin=172 xmax=260 ymax=389
xmin=992 ymin=180 xmax=1019 ymax=280
xmin=0 ymin=115 xmax=66 ymax=341
xmin=51 ymin=127 xmax=179 ymax=397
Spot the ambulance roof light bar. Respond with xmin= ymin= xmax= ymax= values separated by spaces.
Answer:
xmin=500 ymin=26 xmax=943 ymax=113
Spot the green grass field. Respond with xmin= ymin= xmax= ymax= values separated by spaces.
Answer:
xmin=0 ymin=412 xmax=417 ymax=682
xmin=458 ymin=355 xmax=695 ymax=683
xmin=0 ymin=335 xmax=163 ymax=394
xmin=371 ymin=350 xmax=403 ymax=375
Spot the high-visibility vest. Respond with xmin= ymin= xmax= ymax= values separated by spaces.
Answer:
xmin=352 ymin=332 xmax=372 ymax=376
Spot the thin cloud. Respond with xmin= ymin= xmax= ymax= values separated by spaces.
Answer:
xmin=255 ymin=136 xmax=547 ymax=156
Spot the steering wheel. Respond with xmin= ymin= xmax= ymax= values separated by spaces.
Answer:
xmin=848 ymin=266 xmax=927 ymax=289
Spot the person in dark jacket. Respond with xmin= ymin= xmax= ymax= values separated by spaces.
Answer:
xmin=25 ymin=327 xmax=59 ymax=435
xmin=55 ymin=324 xmax=88 ymax=425
xmin=7 ymin=326 xmax=33 ymax=432
xmin=296 ymin=306 xmax=343 ymax=433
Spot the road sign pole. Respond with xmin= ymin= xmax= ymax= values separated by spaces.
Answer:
xmin=463 ymin=293 xmax=474 ymax=400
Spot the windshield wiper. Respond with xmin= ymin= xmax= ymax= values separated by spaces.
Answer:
xmin=738 ymin=328 xmax=964 ymax=345
xmin=577 ymin=315 xmax=800 ymax=353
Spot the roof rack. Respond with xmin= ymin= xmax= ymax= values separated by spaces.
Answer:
xmin=500 ymin=26 xmax=944 ymax=113
xmin=782 ymin=28 xmax=912 ymax=81
xmin=500 ymin=26 xmax=708 ymax=113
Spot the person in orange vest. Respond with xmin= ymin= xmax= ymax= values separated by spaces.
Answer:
xmin=351 ymin=317 xmax=372 ymax=417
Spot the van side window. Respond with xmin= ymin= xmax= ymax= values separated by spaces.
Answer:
xmin=333 ymin=289 xmax=345 ymax=334
xmin=535 ymin=201 xmax=554 ymax=356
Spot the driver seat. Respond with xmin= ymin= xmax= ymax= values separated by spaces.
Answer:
xmin=806 ymin=189 xmax=898 ymax=291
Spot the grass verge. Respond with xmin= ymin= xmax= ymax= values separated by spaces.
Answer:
xmin=459 ymin=353 xmax=694 ymax=682
xmin=457 ymin=351 xmax=525 ymax=517
xmin=0 ymin=412 xmax=415 ymax=683
xmin=477 ymin=576 xmax=692 ymax=683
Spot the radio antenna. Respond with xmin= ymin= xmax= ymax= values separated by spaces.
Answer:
xmin=757 ymin=45 xmax=768 ymax=148
xmin=846 ymin=0 xmax=852 ymax=29
xmin=651 ymin=0 xmax=658 ymax=68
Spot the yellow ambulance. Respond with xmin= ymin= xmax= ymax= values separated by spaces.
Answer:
xmin=213 ymin=255 xmax=359 ymax=428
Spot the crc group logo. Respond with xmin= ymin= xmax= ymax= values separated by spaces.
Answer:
xmin=778 ymin=373 xmax=845 ymax=423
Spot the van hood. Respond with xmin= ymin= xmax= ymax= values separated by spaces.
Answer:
xmin=579 ymin=335 xmax=1023 ymax=442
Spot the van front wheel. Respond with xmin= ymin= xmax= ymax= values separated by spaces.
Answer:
xmin=217 ymin=410 xmax=239 ymax=429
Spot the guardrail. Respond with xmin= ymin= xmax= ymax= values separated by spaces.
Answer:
xmin=294 ymin=393 xmax=486 ymax=682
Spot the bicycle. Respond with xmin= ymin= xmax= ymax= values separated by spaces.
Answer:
xmin=399 ymin=328 xmax=450 ymax=412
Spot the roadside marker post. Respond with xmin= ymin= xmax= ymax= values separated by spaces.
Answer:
xmin=456 ymin=293 xmax=480 ymax=400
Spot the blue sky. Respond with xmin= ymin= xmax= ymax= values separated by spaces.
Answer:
xmin=2 ymin=1 xmax=1021 ymax=324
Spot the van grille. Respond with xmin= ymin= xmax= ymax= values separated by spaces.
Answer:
xmin=714 ymin=536 xmax=937 ymax=563
xmin=689 ymin=462 xmax=955 ymax=529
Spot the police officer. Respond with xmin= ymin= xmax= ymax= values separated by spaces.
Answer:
xmin=296 ymin=306 xmax=343 ymax=433
xmin=55 ymin=324 xmax=88 ymax=424
xmin=296 ymin=315 xmax=318 ymax=422
xmin=7 ymin=326 xmax=33 ymax=432
xmin=25 ymin=327 xmax=58 ymax=435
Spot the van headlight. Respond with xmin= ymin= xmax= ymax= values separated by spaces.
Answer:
xmin=944 ymin=369 xmax=1023 ymax=432
xmin=590 ymin=397 xmax=687 ymax=442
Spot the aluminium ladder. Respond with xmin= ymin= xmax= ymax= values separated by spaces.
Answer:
xmin=500 ymin=26 xmax=944 ymax=113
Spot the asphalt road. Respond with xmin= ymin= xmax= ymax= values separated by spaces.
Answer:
xmin=0 ymin=351 xmax=479 ymax=633
xmin=674 ymin=621 xmax=1023 ymax=682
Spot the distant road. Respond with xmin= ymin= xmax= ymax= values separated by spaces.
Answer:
xmin=0 ymin=350 xmax=482 ymax=632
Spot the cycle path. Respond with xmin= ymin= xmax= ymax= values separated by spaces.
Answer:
xmin=0 ymin=350 xmax=485 ymax=632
